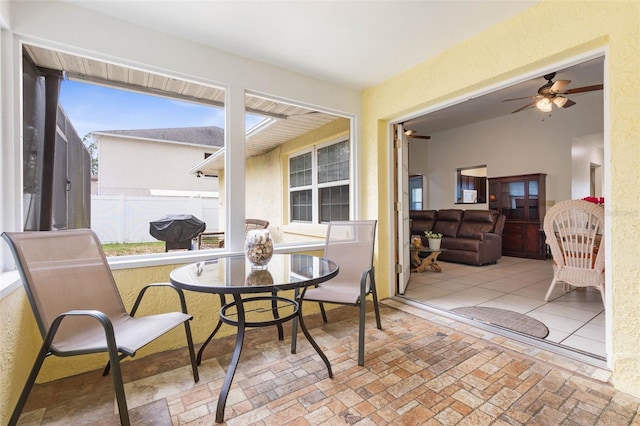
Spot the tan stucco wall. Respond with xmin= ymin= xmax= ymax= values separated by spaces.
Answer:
xmin=0 ymin=285 xmax=42 ymax=420
xmin=246 ymin=147 xmax=284 ymax=241
xmin=280 ymin=118 xmax=350 ymax=157
xmin=363 ymin=0 xmax=639 ymax=397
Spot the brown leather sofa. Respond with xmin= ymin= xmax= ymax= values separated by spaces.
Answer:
xmin=410 ymin=209 xmax=505 ymax=266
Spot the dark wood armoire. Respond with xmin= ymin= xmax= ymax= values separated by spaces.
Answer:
xmin=488 ymin=173 xmax=547 ymax=259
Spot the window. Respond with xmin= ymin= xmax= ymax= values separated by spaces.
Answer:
xmin=289 ymin=139 xmax=350 ymax=223
xmin=24 ymin=45 xmax=227 ymax=256
xmin=409 ymin=175 xmax=424 ymax=210
xmin=22 ymin=45 xmax=352 ymax=259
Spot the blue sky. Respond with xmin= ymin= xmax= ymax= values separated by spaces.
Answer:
xmin=59 ymin=80 xmax=264 ymax=140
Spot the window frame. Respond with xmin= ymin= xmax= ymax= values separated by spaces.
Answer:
xmin=288 ymin=137 xmax=351 ymax=225
xmin=289 ymin=147 xmax=314 ymax=223
xmin=2 ymin=40 xmax=360 ymax=272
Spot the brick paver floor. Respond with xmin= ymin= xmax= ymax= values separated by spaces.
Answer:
xmin=13 ymin=301 xmax=640 ymax=425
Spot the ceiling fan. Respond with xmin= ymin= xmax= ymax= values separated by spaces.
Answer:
xmin=503 ymin=72 xmax=603 ymax=114
xmin=404 ymin=129 xmax=431 ymax=140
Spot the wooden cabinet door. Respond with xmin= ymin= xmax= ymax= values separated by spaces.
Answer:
xmin=524 ymin=224 xmax=544 ymax=257
xmin=502 ymin=222 xmax=525 ymax=255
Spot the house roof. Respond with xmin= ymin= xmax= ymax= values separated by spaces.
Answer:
xmin=93 ymin=126 xmax=224 ymax=148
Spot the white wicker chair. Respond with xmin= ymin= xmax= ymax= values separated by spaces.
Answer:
xmin=543 ymin=199 xmax=605 ymax=303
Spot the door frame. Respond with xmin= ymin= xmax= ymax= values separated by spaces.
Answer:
xmin=386 ymin=49 xmax=611 ymax=367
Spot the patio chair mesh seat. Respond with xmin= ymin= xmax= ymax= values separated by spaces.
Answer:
xmin=3 ymin=229 xmax=199 ymax=426
xmin=292 ymin=220 xmax=381 ymax=366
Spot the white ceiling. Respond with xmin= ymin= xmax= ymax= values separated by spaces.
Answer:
xmin=63 ymin=0 xmax=540 ymax=90
xmin=46 ymin=1 xmax=603 ymax=139
xmin=403 ymin=56 xmax=604 ymax=136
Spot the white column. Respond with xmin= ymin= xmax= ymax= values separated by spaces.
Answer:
xmin=225 ymin=86 xmax=246 ymax=251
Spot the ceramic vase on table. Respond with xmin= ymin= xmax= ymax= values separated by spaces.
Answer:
xmin=245 ymin=229 xmax=274 ymax=269
xmin=428 ymin=238 xmax=441 ymax=251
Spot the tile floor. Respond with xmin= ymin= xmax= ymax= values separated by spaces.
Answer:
xmin=402 ymin=256 xmax=607 ymax=359
xmin=12 ymin=303 xmax=640 ymax=425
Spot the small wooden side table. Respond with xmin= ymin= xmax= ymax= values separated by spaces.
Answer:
xmin=410 ymin=247 xmax=446 ymax=273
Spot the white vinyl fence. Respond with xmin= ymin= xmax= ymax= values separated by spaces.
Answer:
xmin=91 ymin=195 xmax=219 ymax=244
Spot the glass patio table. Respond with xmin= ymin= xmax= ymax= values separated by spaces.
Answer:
xmin=170 ymin=253 xmax=338 ymax=423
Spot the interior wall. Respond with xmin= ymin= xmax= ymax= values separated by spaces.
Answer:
xmin=572 ymin=132 xmax=605 ymax=199
xmin=408 ymin=90 xmax=603 ymax=210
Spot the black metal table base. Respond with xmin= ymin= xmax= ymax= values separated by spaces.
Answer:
xmin=198 ymin=293 xmax=333 ymax=423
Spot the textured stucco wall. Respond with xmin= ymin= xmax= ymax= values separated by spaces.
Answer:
xmin=246 ymin=147 xmax=284 ymax=241
xmin=363 ymin=0 xmax=639 ymax=397
xmin=0 ymin=286 xmax=41 ymax=421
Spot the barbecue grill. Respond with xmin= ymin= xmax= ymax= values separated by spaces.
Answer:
xmin=149 ymin=214 xmax=206 ymax=251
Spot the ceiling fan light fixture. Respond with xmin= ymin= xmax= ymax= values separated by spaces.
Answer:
xmin=553 ymin=96 xmax=568 ymax=108
xmin=536 ymin=98 xmax=552 ymax=112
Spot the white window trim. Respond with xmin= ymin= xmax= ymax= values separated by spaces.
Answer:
xmin=288 ymin=137 xmax=351 ymax=225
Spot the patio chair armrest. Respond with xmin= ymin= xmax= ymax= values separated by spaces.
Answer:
xmin=130 ymin=282 xmax=189 ymax=317
xmin=359 ymin=267 xmax=375 ymax=296
xmin=56 ymin=309 xmax=112 ymax=326
xmin=47 ymin=309 xmax=117 ymax=355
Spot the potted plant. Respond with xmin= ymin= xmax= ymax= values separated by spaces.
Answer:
xmin=424 ymin=231 xmax=443 ymax=250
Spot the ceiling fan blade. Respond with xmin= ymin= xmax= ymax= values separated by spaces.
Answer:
xmin=502 ymin=96 xmax=537 ymax=102
xmin=408 ymin=135 xmax=431 ymax=140
xmin=550 ymin=79 xmax=571 ymax=93
xmin=562 ymin=99 xmax=576 ymax=108
xmin=511 ymin=101 xmax=536 ymax=113
xmin=561 ymin=84 xmax=603 ymax=94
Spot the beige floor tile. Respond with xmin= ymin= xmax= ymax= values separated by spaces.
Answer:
xmin=561 ymin=335 xmax=607 ymax=358
xmin=406 ymin=257 xmax=607 ymax=358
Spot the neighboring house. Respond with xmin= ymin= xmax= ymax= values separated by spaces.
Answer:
xmin=92 ymin=126 xmax=223 ymax=196
xmin=89 ymin=126 xmax=223 ymax=242
xmin=1 ymin=1 xmax=639 ymax=417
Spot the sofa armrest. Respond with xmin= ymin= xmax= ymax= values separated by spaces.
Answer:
xmin=474 ymin=232 xmax=501 ymax=243
xmin=494 ymin=215 xmax=506 ymax=236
